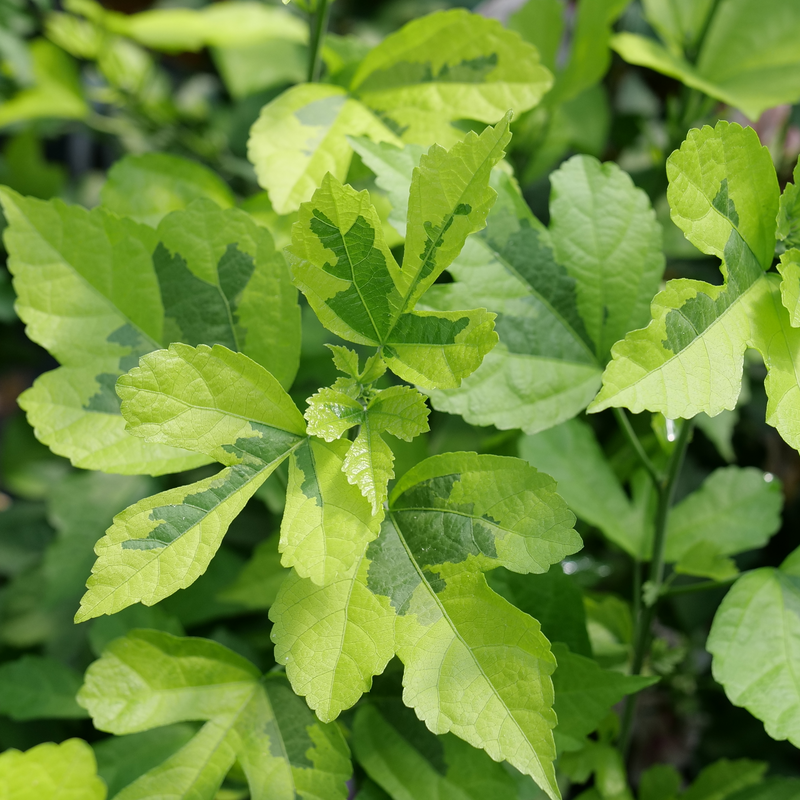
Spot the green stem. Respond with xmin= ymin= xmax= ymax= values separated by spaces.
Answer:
xmin=613 ymin=407 xmax=661 ymax=485
xmin=662 ymin=573 xmax=741 ymax=597
xmin=307 ymin=0 xmax=330 ymax=83
xmin=619 ymin=418 xmax=693 ymax=757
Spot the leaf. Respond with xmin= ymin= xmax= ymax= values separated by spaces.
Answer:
xmin=78 ymin=630 xmax=352 ymax=800
xmin=674 ymin=542 xmax=738 ymax=582
xmin=248 ymin=83 xmax=400 ymax=215
xmin=218 ymin=536 xmax=288 ymax=610
xmin=488 ymin=566 xmax=592 ymax=657
xmin=272 ymin=452 xmax=581 ymax=799
xmin=726 ymin=780 xmax=800 ymax=800
xmin=353 ymin=702 xmax=520 ymax=800
xmin=681 ymin=759 xmax=766 ymax=800
xmin=641 ymin=0 xmax=715 ymax=54
xmin=778 ymin=160 xmax=800 ymax=250
xmin=778 ymin=249 xmax=800 ymax=328
xmin=664 ymin=467 xmax=782 ymax=562
xmin=100 ymin=153 xmax=235 ymax=227
xmin=0 ymin=655 xmax=87 ymax=720
xmin=0 ymin=739 xmax=106 ymax=800
xmin=281 ymin=438 xmax=381 ymax=583
xmin=612 ymin=0 xmax=800 ymax=121
xmin=551 ymin=643 xmax=657 ymax=750
xmin=349 ymin=9 xmax=552 ymax=145
xmin=519 ymin=418 xmax=644 ymax=556
xmin=0 ymin=40 xmax=87 ymax=128
xmin=94 ymin=725 xmax=197 ymax=799
xmin=1 ymin=189 xmax=300 ymax=473
xmin=589 ymin=122 xmax=800 ymax=454
xmin=426 ymin=154 xmax=662 ymax=434
xmin=707 ymin=549 xmax=800 ymax=747
xmin=638 ymin=764 xmax=682 ymax=800
xmin=76 ymin=344 xmax=306 ymax=621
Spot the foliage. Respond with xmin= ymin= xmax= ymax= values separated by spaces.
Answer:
xmin=1 ymin=0 xmax=800 ymax=799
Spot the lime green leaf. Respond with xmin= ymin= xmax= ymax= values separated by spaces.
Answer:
xmin=778 ymin=160 xmax=800 ymax=250
xmin=399 ymin=113 xmax=512 ymax=309
xmin=155 ymin=200 xmax=301 ymax=389
xmin=96 ymin=1 xmax=306 ymax=51
xmin=305 ymin=386 xmax=365 ymax=441
xmin=350 ymin=9 xmax=552 ymax=145
xmin=0 ymin=655 xmax=87 ymax=720
xmin=78 ymin=630 xmax=351 ymax=800
xmin=682 ymin=759 xmax=766 ymax=800
xmin=0 ymin=40 xmax=87 ymax=129
xmin=551 ymin=643 xmax=657 ymax=749
xmin=272 ymin=453 xmax=579 ymax=799
xmin=281 ymin=438 xmax=381 ymax=584
xmin=353 ymin=702 xmax=520 ymax=800
xmin=0 ymin=739 xmax=106 ymax=800
xmin=708 ymin=549 xmax=800 ymax=746
xmin=76 ymin=345 xmax=306 ymax=620
xmin=613 ymin=0 xmax=800 ymax=122
xmin=519 ymin=418 xmax=644 ymax=556
xmin=100 ymin=153 xmax=235 ymax=227
xmin=641 ymin=0 xmax=715 ymax=54
xmin=778 ymin=249 xmax=800 ymax=327
xmin=427 ymin=153 xmax=662 ymax=434
xmin=665 ymin=467 xmax=782 ymax=562
xmin=271 ymin=555 xmax=396 ymax=721
xmin=248 ymin=84 xmax=400 ymax=215
xmin=1 ymin=189 xmax=299 ymax=473
xmin=344 ymin=423 xmax=395 ymax=514
xmin=590 ymin=121 xmax=781 ymax=418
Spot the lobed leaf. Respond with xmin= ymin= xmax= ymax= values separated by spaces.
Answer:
xmin=78 ymin=630 xmax=351 ymax=800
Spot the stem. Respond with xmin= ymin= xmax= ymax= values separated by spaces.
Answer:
xmin=307 ymin=0 xmax=330 ymax=83
xmin=619 ymin=419 xmax=693 ymax=757
xmin=613 ymin=407 xmax=661 ymax=485
xmin=662 ymin=574 xmax=741 ymax=597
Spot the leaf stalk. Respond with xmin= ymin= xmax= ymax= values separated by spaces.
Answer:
xmin=307 ymin=0 xmax=330 ymax=83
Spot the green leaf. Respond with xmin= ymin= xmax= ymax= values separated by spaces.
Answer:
xmin=100 ymin=153 xmax=235 ymax=227
xmin=638 ymin=764 xmax=681 ymax=800
xmin=272 ymin=453 xmax=580 ymax=799
xmin=641 ymin=0 xmax=715 ymax=54
xmin=664 ymin=467 xmax=782 ymax=562
xmin=1 ymin=189 xmax=300 ymax=473
xmin=0 ymin=739 xmax=106 ymax=799
xmin=0 ymin=655 xmax=87 ymax=720
xmin=725 ymin=779 xmax=800 ymax=800
xmin=0 ymin=39 xmax=87 ymax=128
xmin=519 ymin=419 xmax=644 ymax=556
xmin=674 ymin=542 xmax=738 ymax=582
xmin=551 ymin=643 xmax=657 ymax=749
xmin=248 ymin=83 xmax=400 ymax=215
xmin=78 ymin=630 xmax=351 ymax=800
xmin=353 ymin=702 xmax=520 ymax=800
xmin=426 ymin=154 xmax=662 ymax=434
xmin=778 ymin=160 xmax=800 ymax=250
xmin=682 ymin=759 xmax=766 ymax=800
xmin=777 ymin=248 xmax=800 ymax=327
xmin=612 ymin=0 xmax=800 ymax=121
xmin=288 ymin=124 xmax=503 ymax=389
xmin=218 ymin=536 xmax=288 ymax=610
xmin=349 ymin=9 xmax=552 ymax=145
xmin=508 ymin=0 xmax=564 ymax=73
xmin=94 ymin=725 xmax=197 ymax=799
xmin=590 ymin=122 xmax=800 ymax=453
xmin=76 ymin=344 xmax=306 ymax=621
xmin=708 ymin=550 xmax=800 ymax=747
xmin=281 ymin=437 xmax=381 ymax=583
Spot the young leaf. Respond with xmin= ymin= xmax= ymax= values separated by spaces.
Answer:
xmin=707 ymin=548 xmax=800 ymax=747
xmin=349 ymin=9 xmax=552 ymax=145
xmin=0 ymin=655 xmax=87 ymax=720
xmin=289 ymin=119 xmax=509 ymax=389
xmin=100 ymin=153 xmax=235 ymax=227
xmin=590 ymin=122 xmax=800 ymax=454
xmin=426 ymin=154 xmax=663 ymax=434
xmin=281 ymin=438 xmax=381 ymax=584
xmin=248 ymin=83 xmax=400 ymax=215
xmin=76 ymin=344 xmax=306 ymax=621
xmin=353 ymin=702 xmax=520 ymax=800
xmin=78 ymin=630 xmax=352 ymax=800
xmin=271 ymin=453 xmax=581 ymax=799
xmin=0 ymin=739 xmax=106 ymax=800
xmin=1 ymin=190 xmax=300 ymax=474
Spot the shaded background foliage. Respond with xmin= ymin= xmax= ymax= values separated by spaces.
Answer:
xmin=2 ymin=0 xmax=800 ymax=797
